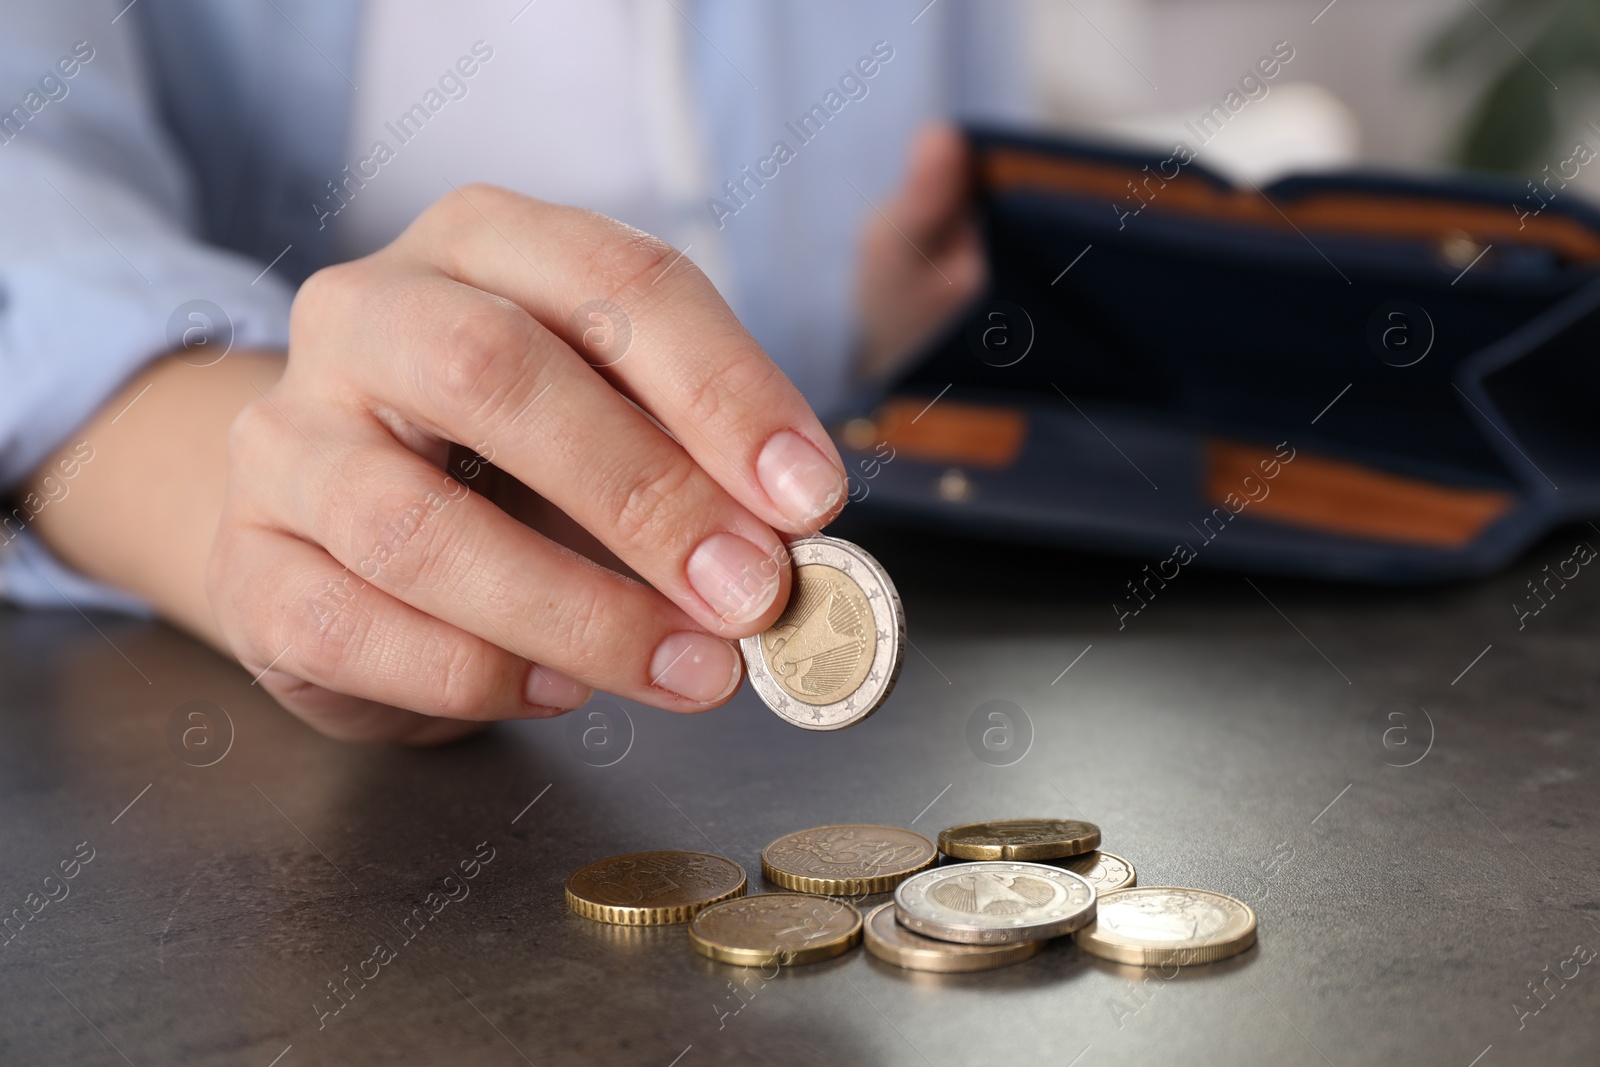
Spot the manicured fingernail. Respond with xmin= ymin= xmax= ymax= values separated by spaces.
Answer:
xmin=524 ymin=664 xmax=591 ymax=711
xmin=687 ymin=532 xmax=782 ymax=625
xmin=649 ymin=632 xmax=741 ymax=703
xmin=758 ymin=430 xmax=846 ymax=528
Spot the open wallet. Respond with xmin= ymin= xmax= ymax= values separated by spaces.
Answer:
xmin=835 ymin=125 xmax=1600 ymax=583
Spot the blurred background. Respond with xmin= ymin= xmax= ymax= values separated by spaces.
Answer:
xmin=1025 ymin=0 xmax=1600 ymax=188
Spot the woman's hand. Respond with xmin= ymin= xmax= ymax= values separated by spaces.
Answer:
xmin=854 ymin=124 xmax=987 ymax=384
xmin=204 ymin=185 xmax=847 ymax=742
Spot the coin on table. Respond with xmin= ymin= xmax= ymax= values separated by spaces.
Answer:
xmin=1059 ymin=850 xmax=1137 ymax=893
xmin=761 ymin=824 xmax=937 ymax=895
xmin=1075 ymin=887 xmax=1257 ymax=966
xmin=565 ymin=850 xmax=746 ymax=926
xmin=938 ymin=818 xmax=1101 ymax=862
xmin=688 ymin=893 xmax=863 ymax=966
xmin=740 ymin=534 xmax=905 ymax=731
xmin=894 ymin=861 xmax=1096 ymax=945
xmin=863 ymin=902 xmax=1043 ymax=972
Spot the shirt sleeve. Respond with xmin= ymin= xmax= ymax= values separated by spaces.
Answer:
xmin=0 ymin=2 xmax=294 ymax=610
xmin=947 ymin=0 xmax=1038 ymax=125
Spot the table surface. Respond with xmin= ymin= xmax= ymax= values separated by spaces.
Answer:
xmin=3 ymin=517 xmax=1598 ymax=1066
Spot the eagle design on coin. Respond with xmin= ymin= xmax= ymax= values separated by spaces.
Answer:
xmin=764 ymin=566 xmax=873 ymax=704
xmin=931 ymin=872 xmax=1059 ymax=916
xmin=741 ymin=535 xmax=904 ymax=731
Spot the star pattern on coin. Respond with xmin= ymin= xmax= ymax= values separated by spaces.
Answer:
xmin=741 ymin=535 xmax=900 ymax=731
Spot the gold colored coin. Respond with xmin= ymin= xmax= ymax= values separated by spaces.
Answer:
xmin=938 ymin=818 xmax=1101 ymax=861
xmin=764 ymin=564 xmax=876 ymax=705
xmin=863 ymin=902 xmax=1042 ymax=973
xmin=565 ymin=851 xmax=746 ymax=926
xmin=688 ymin=893 xmax=862 ymax=966
xmin=1059 ymin=850 xmax=1137 ymax=893
xmin=761 ymin=825 xmax=937 ymax=895
xmin=1075 ymin=887 xmax=1257 ymax=966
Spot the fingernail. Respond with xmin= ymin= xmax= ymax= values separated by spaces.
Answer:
xmin=757 ymin=430 xmax=846 ymax=528
xmin=524 ymin=664 xmax=591 ymax=711
xmin=649 ymin=632 xmax=741 ymax=704
xmin=687 ymin=532 xmax=782 ymax=625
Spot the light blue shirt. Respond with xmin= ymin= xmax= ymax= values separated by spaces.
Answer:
xmin=0 ymin=0 xmax=1027 ymax=611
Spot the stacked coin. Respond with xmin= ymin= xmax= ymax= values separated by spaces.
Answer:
xmin=566 ymin=820 xmax=1255 ymax=971
xmin=864 ymin=818 xmax=1103 ymax=970
xmin=687 ymin=824 xmax=935 ymax=969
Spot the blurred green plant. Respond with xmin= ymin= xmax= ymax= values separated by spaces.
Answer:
xmin=1422 ymin=0 xmax=1600 ymax=172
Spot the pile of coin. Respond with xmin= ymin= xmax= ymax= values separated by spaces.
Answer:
xmin=564 ymin=818 xmax=1257 ymax=973
xmin=568 ymin=536 xmax=1257 ymax=968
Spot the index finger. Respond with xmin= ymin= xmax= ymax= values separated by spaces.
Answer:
xmin=402 ymin=184 xmax=850 ymax=535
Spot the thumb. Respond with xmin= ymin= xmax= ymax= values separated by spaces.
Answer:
xmin=886 ymin=123 xmax=971 ymax=244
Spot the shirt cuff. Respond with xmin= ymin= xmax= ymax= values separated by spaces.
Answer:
xmin=0 ymin=151 xmax=296 ymax=493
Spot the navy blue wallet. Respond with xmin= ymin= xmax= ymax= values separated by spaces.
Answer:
xmin=837 ymin=126 xmax=1600 ymax=582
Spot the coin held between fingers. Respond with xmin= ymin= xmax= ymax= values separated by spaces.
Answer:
xmin=650 ymin=631 xmax=741 ymax=704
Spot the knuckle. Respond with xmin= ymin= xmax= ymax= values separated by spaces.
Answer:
xmin=428 ymin=640 xmax=497 ymax=719
xmin=348 ymin=480 xmax=464 ymax=594
xmin=423 ymin=301 xmax=540 ymax=422
xmin=225 ymin=395 xmax=279 ymax=464
xmin=581 ymin=223 xmax=682 ymax=303
xmin=292 ymin=572 xmax=374 ymax=683
xmin=420 ymin=183 xmax=533 ymax=248
xmin=678 ymin=350 xmax=779 ymax=429
xmin=290 ymin=261 xmax=365 ymax=336
xmin=430 ymin=181 xmax=514 ymax=225
xmin=542 ymin=582 xmax=609 ymax=677
xmin=602 ymin=449 xmax=698 ymax=550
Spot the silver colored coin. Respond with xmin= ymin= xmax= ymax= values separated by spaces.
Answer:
xmin=894 ymin=861 xmax=1097 ymax=945
xmin=741 ymin=535 xmax=904 ymax=731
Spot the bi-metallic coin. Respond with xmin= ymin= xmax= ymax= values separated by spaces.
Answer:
xmin=894 ymin=861 xmax=1096 ymax=945
xmin=741 ymin=535 xmax=904 ymax=730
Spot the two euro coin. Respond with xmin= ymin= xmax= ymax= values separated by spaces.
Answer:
xmin=894 ymin=861 xmax=1097 ymax=945
xmin=741 ymin=535 xmax=904 ymax=731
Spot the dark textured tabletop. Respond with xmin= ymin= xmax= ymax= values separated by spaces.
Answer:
xmin=3 ymin=518 xmax=1598 ymax=1066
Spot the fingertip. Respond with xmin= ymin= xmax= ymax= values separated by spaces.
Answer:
xmin=523 ymin=663 xmax=593 ymax=713
xmin=756 ymin=429 xmax=849 ymax=534
xmin=649 ymin=631 xmax=743 ymax=707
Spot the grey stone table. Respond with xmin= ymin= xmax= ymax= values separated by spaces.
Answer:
xmin=3 ymin=518 xmax=1598 ymax=1066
